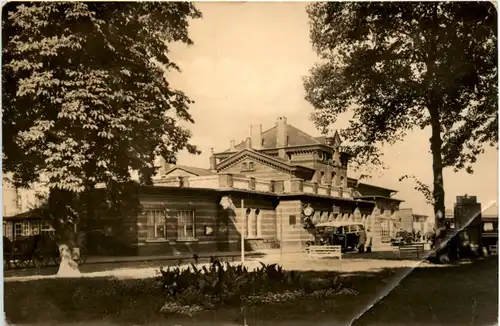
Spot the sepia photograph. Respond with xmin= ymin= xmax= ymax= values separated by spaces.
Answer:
xmin=2 ymin=1 xmax=498 ymax=325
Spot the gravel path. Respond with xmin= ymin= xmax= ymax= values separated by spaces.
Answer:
xmin=5 ymin=250 xmax=449 ymax=282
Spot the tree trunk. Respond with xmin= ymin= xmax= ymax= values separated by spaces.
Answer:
xmin=48 ymin=188 xmax=81 ymax=277
xmin=430 ymin=120 xmax=445 ymax=229
xmin=429 ymin=109 xmax=456 ymax=263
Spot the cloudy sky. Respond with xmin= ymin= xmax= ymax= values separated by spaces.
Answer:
xmin=166 ymin=2 xmax=498 ymax=217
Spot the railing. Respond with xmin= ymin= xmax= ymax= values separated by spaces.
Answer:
xmin=255 ymin=180 xmax=271 ymax=192
xmin=153 ymin=173 xmax=356 ymax=200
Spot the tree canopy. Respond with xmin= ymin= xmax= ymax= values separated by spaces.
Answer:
xmin=3 ymin=2 xmax=202 ymax=193
xmin=304 ymin=2 xmax=497 ymax=224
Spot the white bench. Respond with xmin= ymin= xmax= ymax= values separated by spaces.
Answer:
xmin=307 ymin=245 xmax=342 ymax=260
xmin=392 ymin=243 xmax=425 ymax=259
xmin=489 ymin=245 xmax=498 ymax=255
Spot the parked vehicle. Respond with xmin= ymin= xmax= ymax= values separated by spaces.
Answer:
xmin=391 ymin=230 xmax=413 ymax=246
xmin=314 ymin=221 xmax=366 ymax=252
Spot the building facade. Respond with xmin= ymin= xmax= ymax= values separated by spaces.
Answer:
xmin=4 ymin=117 xmax=407 ymax=255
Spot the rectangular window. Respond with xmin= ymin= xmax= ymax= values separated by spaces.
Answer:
xmin=249 ymin=162 xmax=255 ymax=170
xmin=31 ymin=221 xmax=40 ymax=235
xmin=14 ymin=223 xmax=22 ymax=238
xmin=177 ymin=210 xmax=195 ymax=240
xmin=483 ymin=222 xmax=495 ymax=232
xmin=146 ymin=209 xmax=166 ymax=239
xmin=41 ymin=221 xmax=55 ymax=235
xmin=289 ymin=215 xmax=297 ymax=226
xmin=22 ymin=221 xmax=30 ymax=236
xmin=5 ymin=223 xmax=12 ymax=240
xmin=16 ymin=193 xmax=22 ymax=209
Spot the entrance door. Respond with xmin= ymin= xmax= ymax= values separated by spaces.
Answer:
xmin=216 ymin=211 xmax=230 ymax=252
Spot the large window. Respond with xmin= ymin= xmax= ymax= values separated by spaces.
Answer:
xmin=146 ymin=210 xmax=166 ymax=240
xmin=177 ymin=210 xmax=195 ymax=240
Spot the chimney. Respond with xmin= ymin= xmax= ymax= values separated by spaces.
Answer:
xmin=251 ymin=124 xmax=263 ymax=150
xmin=158 ymin=157 xmax=171 ymax=175
xmin=230 ymin=140 xmax=235 ymax=151
xmin=276 ymin=117 xmax=288 ymax=159
xmin=245 ymin=137 xmax=252 ymax=149
xmin=209 ymin=148 xmax=217 ymax=171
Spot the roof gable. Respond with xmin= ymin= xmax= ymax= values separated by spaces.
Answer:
xmin=217 ymin=148 xmax=313 ymax=174
xmin=164 ymin=165 xmax=215 ymax=177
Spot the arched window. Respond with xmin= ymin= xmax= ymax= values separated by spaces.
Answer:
xmin=331 ymin=172 xmax=336 ymax=186
xmin=245 ymin=208 xmax=251 ymax=237
xmin=320 ymin=171 xmax=325 ymax=184
xmin=255 ymin=209 xmax=261 ymax=237
xmin=340 ymin=176 xmax=345 ymax=187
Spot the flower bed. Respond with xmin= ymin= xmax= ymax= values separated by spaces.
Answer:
xmin=157 ymin=258 xmax=358 ymax=316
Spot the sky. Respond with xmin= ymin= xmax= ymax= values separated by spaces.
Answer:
xmin=166 ymin=2 xmax=498 ymax=218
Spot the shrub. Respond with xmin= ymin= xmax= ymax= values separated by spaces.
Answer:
xmin=157 ymin=258 xmax=353 ymax=315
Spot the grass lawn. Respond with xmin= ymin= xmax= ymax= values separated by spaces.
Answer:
xmin=352 ymin=256 xmax=499 ymax=326
xmin=5 ymin=257 xmax=498 ymax=326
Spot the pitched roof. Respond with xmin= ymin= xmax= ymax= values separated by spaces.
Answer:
xmin=225 ymin=123 xmax=334 ymax=152
xmin=216 ymin=148 xmax=314 ymax=173
xmin=165 ymin=165 xmax=215 ymax=177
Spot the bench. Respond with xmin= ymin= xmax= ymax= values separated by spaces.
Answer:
xmin=307 ymin=245 xmax=342 ymax=260
xmin=489 ymin=245 xmax=498 ymax=255
xmin=392 ymin=243 xmax=425 ymax=259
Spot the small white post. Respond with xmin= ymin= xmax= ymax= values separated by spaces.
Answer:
xmin=241 ymin=199 xmax=245 ymax=263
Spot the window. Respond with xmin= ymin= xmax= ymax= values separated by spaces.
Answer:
xmin=249 ymin=162 xmax=255 ymax=170
xmin=331 ymin=172 xmax=336 ymax=186
xmin=31 ymin=221 xmax=40 ymax=235
xmin=320 ymin=171 xmax=325 ymax=184
xmin=255 ymin=209 xmax=261 ymax=237
xmin=22 ymin=221 xmax=30 ymax=236
xmin=177 ymin=210 xmax=195 ymax=240
xmin=261 ymin=139 xmax=265 ymax=146
xmin=242 ymin=163 xmax=248 ymax=171
xmin=14 ymin=223 xmax=22 ymax=238
xmin=41 ymin=221 xmax=55 ymax=235
xmin=483 ymin=222 xmax=495 ymax=232
xmin=286 ymin=136 xmax=289 ymax=146
xmin=380 ymin=208 xmax=385 ymax=215
xmin=5 ymin=223 xmax=12 ymax=240
xmin=16 ymin=193 xmax=22 ymax=209
xmin=204 ymin=225 xmax=214 ymax=236
xmin=146 ymin=209 xmax=166 ymax=239
xmin=340 ymin=176 xmax=345 ymax=187
xmin=245 ymin=208 xmax=251 ymax=238
xmin=289 ymin=215 xmax=297 ymax=226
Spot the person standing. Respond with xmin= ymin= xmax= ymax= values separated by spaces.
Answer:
xmin=366 ymin=228 xmax=373 ymax=252
xmin=357 ymin=226 xmax=367 ymax=253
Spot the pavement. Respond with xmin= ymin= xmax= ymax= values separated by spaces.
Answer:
xmin=4 ymin=246 xmax=438 ymax=280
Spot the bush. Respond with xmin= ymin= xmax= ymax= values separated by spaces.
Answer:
xmin=157 ymin=258 xmax=354 ymax=316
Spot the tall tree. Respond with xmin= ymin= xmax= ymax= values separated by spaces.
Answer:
xmin=3 ymin=2 xmax=202 ymax=274
xmin=304 ymin=2 xmax=497 ymax=232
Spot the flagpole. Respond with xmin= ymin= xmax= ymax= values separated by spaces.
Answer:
xmin=241 ymin=198 xmax=245 ymax=263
